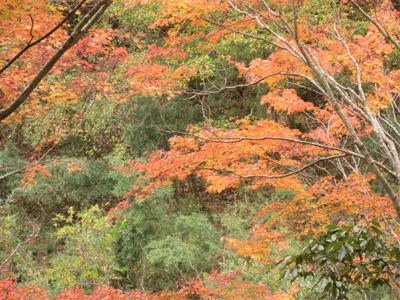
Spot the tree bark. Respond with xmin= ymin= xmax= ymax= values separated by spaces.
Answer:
xmin=0 ymin=0 xmax=111 ymax=122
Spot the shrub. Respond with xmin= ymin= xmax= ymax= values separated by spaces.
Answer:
xmin=113 ymin=187 xmax=221 ymax=290
xmin=8 ymin=158 xmax=117 ymax=222
xmin=39 ymin=206 xmax=118 ymax=296
xmin=281 ymin=221 xmax=400 ymax=299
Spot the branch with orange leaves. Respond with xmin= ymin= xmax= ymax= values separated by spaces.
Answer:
xmin=215 ymin=0 xmax=400 ymax=217
xmin=0 ymin=0 xmax=88 ymax=76
xmin=0 ymin=161 xmax=51 ymax=181
xmin=204 ymin=17 xmax=286 ymax=50
xmin=0 ymin=0 xmax=111 ymax=122
xmin=348 ymin=0 xmax=400 ymax=51
xmin=204 ymin=154 xmax=348 ymax=180
xmin=129 ymin=116 xmax=397 ymax=180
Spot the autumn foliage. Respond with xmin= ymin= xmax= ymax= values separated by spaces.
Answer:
xmin=1 ymin=268 xmax=294 ymax=299
xmin=2 ymin=0 xmax=400 ymax=298
xmin=118 ymin=0 xmax=400 ymax=293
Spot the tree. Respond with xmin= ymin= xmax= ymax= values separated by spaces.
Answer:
xmin=0 ymin=0 xmax=112 ymax=122
xmin=118 ymin=1 xmax=400 ymax=286
xmin=122 ymin=0 xmax=400 ymax=218
xmin=1 ymin=0 xmax=400 ymax=297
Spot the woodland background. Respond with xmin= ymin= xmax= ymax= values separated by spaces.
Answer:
xmin=1 ymin=0 xmax=400 ymax=299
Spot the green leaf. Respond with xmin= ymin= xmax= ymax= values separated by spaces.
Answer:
xmin=326 ymin=225 xmax=337 ymax=230
xmin=374 ymin=240 xmax=383 ymax=249
xmin=344 ymin=242 xmax=354 ymax=254
xmin=318 ymin=277 xmax=328 ymax=290
xmin=292 ymin=268 xmax=298 ymax=278
xmin=371 ymin=226 xmax=384 ymax=236
xmin=338 ymin=245 xmax=347 ymax=261
xmin=283 ymin=269 xmax=291 ymax=280
xmin=326 ymin=241 xmax=341 ymax=253
xmin=371 ymin=220 xmax=380 ymax=227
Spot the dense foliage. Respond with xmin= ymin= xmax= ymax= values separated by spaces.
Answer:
xmin=1 ymin=0 xmax=400 ymax=299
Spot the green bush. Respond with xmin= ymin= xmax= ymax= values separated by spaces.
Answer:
xmin=0 ymin=213 xmax=40 ymax=284
xmin=113 ymin=187 xmax=221 ymax=291
xmin=112 ymin=187 xmax=170 ymax=287
xmin=39 ymin=206 xmax=119 ymax=296
xmin=21 ymin=99 xmax=123 ymax=158
xmin=8 ymin=158 xmax=117 ymax=222
xmin=120 ymin=95 xmax=203 ymax=155
xmin=281 ymin=221 xmax=400 ymax=299
xmin=0 ymin=142 xmax=27 ymax=199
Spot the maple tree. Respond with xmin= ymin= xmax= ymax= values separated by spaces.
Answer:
xmin=115 ymin=0 xmax=400 ymax=294
xmin=0 ymin=0 xmax=129 ymax=188
xmin=2 ymin=0 xmax=400 ymax=298
xmin=122 ymin=0 xmax=400 ymax=217
xmin=0 ymin=268 xmax=295 ymax=299
xmin=0 ymin=0 xmax=112 ymax=122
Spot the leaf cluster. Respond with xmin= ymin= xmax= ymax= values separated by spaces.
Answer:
xmin=113 ymin=187 xmax=221 ymax=291
xmin=280 ymin=221 xmax=400 ymax=299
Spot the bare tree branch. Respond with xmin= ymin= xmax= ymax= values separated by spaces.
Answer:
xmin=209 ymin=154 xmax=347 ymax=179
xmin=217 ymin=1 xmax=400 ymax=217
xmin=186 ymin=72 xmax=329 ymax=100
xmin=348 ymin=0 xmax=400 ymax=51
xmin=0 ymin=226 xmax=40 ymax=271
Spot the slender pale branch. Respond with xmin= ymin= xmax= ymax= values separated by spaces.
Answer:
xmin=210 ymin=154 xmax=347 ymax=179
xmin=186 ymin=72 xmax=329 ymax=99
xmin=348 ymin=0 xmax=400 ymax=51
xmin=0 ymin=226 xmax=39 ymax=271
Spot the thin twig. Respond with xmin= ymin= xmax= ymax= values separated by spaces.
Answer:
xmin=0 ymin=226 xmax=39 ymax=271
xmin=0 ymin=0 xmax=88 ymax=75
xmin=207 ymin=154 xmax=347 ymax=179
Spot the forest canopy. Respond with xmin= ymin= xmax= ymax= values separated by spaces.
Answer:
xmin=1 ymin=0 xmax=400 ymax=299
